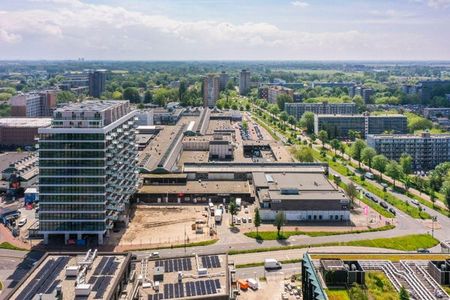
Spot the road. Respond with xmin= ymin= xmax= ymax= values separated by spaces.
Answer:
xmin=236 ymin=263 xmax=301 ymax=280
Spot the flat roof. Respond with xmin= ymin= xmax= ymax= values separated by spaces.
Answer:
xmin=136 ymin=254 xmax=229 ymax=300
xmin=183 ymin=162 xmax=328 ymax=174
xmin=7 ymin=252 xmax=130 ymax=300
xmin=54 ymin=100 xmax=128 ymax=113
xmin=138 ymin=181 xmax=251 ymax=195
xmin=0 ymin=118 xmax=52 ymax=128
xmin=253 ymin=172 xmax=335 ymax=191
xmin=0 ymin=152 xmax=31 ymax=173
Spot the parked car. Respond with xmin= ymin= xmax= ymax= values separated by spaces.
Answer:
xmin=264 ymin=258 xmax=282 ymax=270
xmin=380 ymin=202 xmax=388 ymax=209
xmin=18 ymin=217 xmax=27 ymax=227
xmin=417 ymin=248 xmax=430 ymax=253
xmin=411 ymin=199 xmax=420 ymax=206
xmin=388 ymin=208 xmax=396 ymax=215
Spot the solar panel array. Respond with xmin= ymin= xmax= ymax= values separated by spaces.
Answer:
xmin=147 ymin=279 xmax=222 ymax=300
xmin=87 ymin=256 xmax=120 ymax=299
xmin=155 ymin=258 xmax=192 ymax=273
xmin=200 ymin=255 xmax=221 ymax=269
xmin=16 ymin=256 xmax=70 ymax=300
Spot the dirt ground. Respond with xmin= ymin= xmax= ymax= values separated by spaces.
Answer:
xmin=110 ymin=205 xmax=215 ymax=249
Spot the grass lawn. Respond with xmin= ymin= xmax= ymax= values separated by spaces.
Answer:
xmin=345 ymin=234 xmax=439 ymax=251
xmin=326 ymin=289 xmax=350 ymax=300
xmin=244 ymin=225 xmax=395 ymax=240
xmin=365 ymin=271 xmax=398 ymax=300
xmin=311 ymin=253 xmax=450 ymax=262
xmin=229 ymin=234 xmax=438 ymax=255
xmin=0 ymin=242 xmax=26 ymax=251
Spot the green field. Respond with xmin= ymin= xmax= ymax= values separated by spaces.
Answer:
xmin=0 ymin=242 xmax=26 ymax=251
xmin=365 ymin=271 xmax=398 ymax=300
xmin=244 ymin=225 xmax=395 ymax=240
xmin=326 ymin=289 xmax=350 ymax=300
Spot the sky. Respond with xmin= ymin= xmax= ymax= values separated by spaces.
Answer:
xmin=0 ymin=0 xmax=450 ymax=61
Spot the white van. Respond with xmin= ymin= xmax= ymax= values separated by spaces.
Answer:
xmin=264 ymin=258 xmax=282 ymax=270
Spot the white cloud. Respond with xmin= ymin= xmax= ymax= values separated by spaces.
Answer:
xmin=0 ymin=0 xmax=447 ymax=60
xmin=426 ymin=0 xmax=450 ymax=8
xmin=291 ymin=1 xmax=309 ymax=7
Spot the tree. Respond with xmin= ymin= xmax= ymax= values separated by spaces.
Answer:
xmin=350 ymin=139 xmax=366 ymax=168
xmin=279 ymin=111 xmax=289 ymax=123
xmin=299 ymin=112 xmax=315 ymax=134
xmin=318 ymin=130 xmax=328 ymax=147
xmin=287 ymin=115 xmax=296 ymax=125
xmin=440 ymin=180 xmax=450 ymax=210
xmin=345 ymin=182 xmax=358 ymax=207
xmin=178 ymin=80 xmax=187 ymax=102
xmin=386 ymin=160 xmax=403 ymax=188
xmin=348 ymin=130 xmax=362 ymax=141
xmin=144 ymin=90 xmax=153 ymax=103
xmin=276 ymin=94 xmax=293 ymax=110
xmin=229 ymin=199 xmax=237 ymax=226
xmin=399 ymin=286 xmax=410 ymax=300
xmin=361 ymin=147 xmax=376 ymax=170
xmin=330 ymin=139 xmax=342 ymax=156
xmin=372 ymin=154 xmax=388 ymax=180
xmin=123 ymin=87 xmax=141 ymax=103
xmin=254 ymin=208 xmax=261 ymax=234
xmin=274 ymin=211 xmax=286 ymax=237
xmin=112 ymin=91 xmax=123 ymax=100
xmin=57 ymin=91 xmax=76 ymax=103
xmin=292 ymin=145 xmax=314 ymax=162
xmin=400 ymin=153 xmax=413 ymax=175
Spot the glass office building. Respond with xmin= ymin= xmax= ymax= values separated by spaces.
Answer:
xmin=38 ymin=100 xmax=138 ymax=244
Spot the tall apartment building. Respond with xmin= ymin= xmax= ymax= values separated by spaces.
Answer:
xmin=219 ymin=71 xmax=229 ymax=91
xmin=239 ymin=69 xmax=251 ymax=95
xmin=268 ymin=86 xmax=293 ymax=104
xmin=367 ymin=132 xmax=450 ymax=171
xmin=38 ymin=100 xmax=138 ymax=245
xmin=203 ymin=74 xmax=220 ymax=108
xmin=88 ymin=70 xmax=107 ymax=98
xmin=423 ymin=108 xmax=450 ymax=120
xmin=9 ymin=91 xmax=57 ymax=117
xmin=314 ymin=114 xmax=407 ymax=139
xmin=285 ymin=102 xmax=357 ymax=120
xmin=362 ymin=88 xmax=374 ymax=104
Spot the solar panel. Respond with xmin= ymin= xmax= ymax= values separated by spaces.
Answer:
xmin=182 ymin=258 xmax=187 ymax=271
xmin=95 ymin=276 xmax=112 ymax=299
xmin=195 ymin=281 xmax=201 ymax=295
xmin=185 ymin=282 xmax=191 ymax=297
xmin=187 ymin=258 xmax=192 ymax=271
xmin=164 ymin=283 xmax=169 ymax=299
xmin=169 ymin=260 xmax=173 ymax=272
xmin=174 ymin=282 xmax=179 ymax=298
xmin=178 ymin=282 xmax=184 ymax=298
xmin=164 ymin=260 xmax=168 ymax=272
xmin=147 ymin=295 xmax=153 ymax=300
xmin=200 ymin=280 xmax=206 ymax=295
xmin=178 ymin=259 xmax=183 ymax=271
xmin=205 ymin=280 xmax=212 ymax=294
xmin=210 ymin=279 xmax=217 ymax=294
xmin=169 ymin=283 xmax=174 ymax=298
xmin=93 ymin=256 xmax=108 ymax=275
xmin=173 ymin=259 xmax=179 ymax=272
xmin=215 ymin=278 xmax=221 ymax=289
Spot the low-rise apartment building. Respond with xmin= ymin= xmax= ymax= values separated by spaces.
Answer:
xmin=367 ymin=132 xmax=450 ymax=171
xmin=268 ymin=85 xmax=293 ymax=104
xmin=285 ymin=102 xmax=357 ymax=120
xmin=314 ymin=114 xmax=407 ymax=139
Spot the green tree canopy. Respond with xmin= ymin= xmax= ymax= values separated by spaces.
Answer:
xmin=276 ymin=93 xmax=293 ymax=110
xmin=400 ymin=153 xmax=413 ymax=175
xmin=361 ymin=147 xmax=376 ymax=169
xmin=299 ymin=111 xmax=315 ymax=134
xmin=386 ymin=160 xmax=403 ymax=187
xmin=123 ymin=87 xmax=141 ymax=103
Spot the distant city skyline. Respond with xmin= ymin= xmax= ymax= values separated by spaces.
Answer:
xmin=0 ymin=0 xmax=450 ymax=60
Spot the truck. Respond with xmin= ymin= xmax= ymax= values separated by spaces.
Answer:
xmin=247 ymin=278 xmax=259 ymax=290
xmin=264 ymin=258 xmax=282 ymax=270
xmin=214 ymin=209 xmax=222 ymax=223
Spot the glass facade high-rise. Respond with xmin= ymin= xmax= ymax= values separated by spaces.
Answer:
xmin=38 ymin=100 xmax=138 ymax=245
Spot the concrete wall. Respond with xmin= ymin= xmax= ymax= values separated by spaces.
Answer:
xmin=260 ymin=209 xmax=350 ymax=221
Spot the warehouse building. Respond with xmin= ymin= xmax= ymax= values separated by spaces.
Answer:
xmin=0 ymin=118 xmax=51 ymax=149
xmin=253 ymin=171 xmax=349 ymax=222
